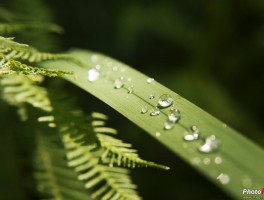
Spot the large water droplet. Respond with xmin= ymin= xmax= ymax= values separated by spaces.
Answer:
xmin=168 ymin=109 xmax=181 ymax=123
xmin=150 ymin=108 xmax=160 ymax=116
xmin=87 ymin=68 xmax=100 ymax=82
xmin=158 ymin=94 xmax=174 ymax=108
xmin=184 ymin=125 xmax=200 ymax=141
xmin=147 ymin=78 xmax=154 ymax=84
xmin=164 ymin=121 xmax=174 ymax=130
xmin=217 ymin=173 xmax=230 ymax=184
xmin=198 ymin=135 xmax=221 ymax=153
xmin=141 ymin=106 xmax=148 ymax=114
xmin=114 ymin=78 xmax=124 ymax=89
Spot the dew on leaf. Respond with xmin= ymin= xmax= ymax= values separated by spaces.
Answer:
xmin=149 ymin=94 xmax=155 ymax=99
xmin=203 ymin=158 xmax=211 ymax=165
xmin=198 ymin=135 xmax=221 ymax=153
xmin=114 ymin=78 xmax=124 ymax=89
xmin=150 ymin=108 xmax=160 ymax=116
xmin=184 ymin=125 xmax=200 ymax=141
xmin=87 ymin=68 xmax=100 ymax=82
xmin=158 ymin=94 xmax=174 ymax=108
xmin=141 ymin=106 xmax=148 ymax=114
xmin=147 ymin=78 xmax=154 ymax=84
xmin=217 ymin=173 xmax=230 ymax=185
xmin=164 ymin=120 xmax=174 ymax=130
xmin=128 ymin=86 xmax=134 ymax=94
xmin=168 ymin=109 xmax=181 ymax=123
xmin=155 ymin=132 xmax=161 ymax=137
xmin=214 ymin=156 xmax=223 ymax=164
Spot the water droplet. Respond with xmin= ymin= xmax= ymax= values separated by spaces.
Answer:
xmin=168 ymin=109 xmax=181 ymax=123
xmin=198 ymin=135 xmax=221 ymax=153
xmin=158 ymin=94 xmax=174 ymax=108
xmin=184 ymin=125 xmax=200 ymax=141
xmin=127 ymin=78 xmax=132 ymax=82
xmin=191 ymin=157 xmax=201 ymax=165
xmin=203 ymin=158 xmax=211 ymax=165
xmin=222 ymin=123 xmax=227 ymax=128
xmin=164 ymin=121 xmax=174 ymax=130
xmin=87 ymin=68 xmax=100 ymax=82
xmin=217 ymin=173 xmax=230 ymax=185
xmin=214 ymin=156 xmax=223 ymax=164
xmin=91 ymin=54 xmax=98 ymax=62
xmin=112 ymin=66 xmax=118 ymax=71
xmin=147 ymin=78 xmax=154 ymax=84
xmin=241 ymin=176 xmax=253 ymax=188
xmin=95 ymin=64 xmax=101 ymax=70
xmin=149 ymin=94 xmax=155 ymax=99
xmin=155 ymin=132 xmax=161 ymax=137
xmin=141 ymin=106 xmax=148 ymax=114
xmin=150 ymin=108 xmax=160 ymax=116
xmin=114 ymin=78 xmax=124 ymax=89
xmin=128 ymin=86 xmax=134 ymax=94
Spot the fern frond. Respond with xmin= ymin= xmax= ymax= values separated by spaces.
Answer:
xmin=97 ymin=134 xmax=169 ymax=170
xmin=0 ymin=74 xmax=52 ymax=112
xmin=63 ymin=134 xmax=141 ymax=200
xmin=0 ymin=54 xmax=72 ymax=76
xmin=0 ymin=36 xmax=81 ymax=65
xmin=34 ymin=132 xmax=92 ymax=200
xmin=0 ymin=23 xmax=63 ymax=34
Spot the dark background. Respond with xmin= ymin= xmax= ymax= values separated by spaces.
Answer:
xmin=1 ymin=0 xmax=264 ymax=199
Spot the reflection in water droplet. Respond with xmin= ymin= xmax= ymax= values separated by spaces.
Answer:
xmin=87 ymin=68 xmax=100 ymax=82
xmin=203 ymin=158 xmax=211 ymax=165
xmin=150 ymin=108 xmax=160 ymax=116
xmin=155 ymin=132 xmax=161 ymax=137
xmin=164 ymin=121 xmax=174 ymax=130
xmin=147 ymin=78 xmax=154 ymax=84
xmin=198 ymin=135 xmax=221 ymax=153
xmin=149 ymin=94 xmax=155 ymax=99
xmin=217 ymin=173 xmax=230 ymax=184
xmin=158 ymin=94 xmax=174 ymax=108
xmin=214 ymin=156 xmax=223 ymax=164
xmin=128 ymin=86 xmax=134 ymax=94
xmin=242 ymin=176 xmax=253 ymax=188
xmin=184 ymin=125 xmax=200 ymax=141
xmin=141 ymin=106 xmax=148 ymax=114
xmin=114 ymin=78 xmax=124 ymax=89
xmin=168 ymin=109 xmax=181 ymax=123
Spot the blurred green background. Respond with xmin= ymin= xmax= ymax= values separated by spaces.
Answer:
xmin=1 ymin=0 xmax=264 ymax=199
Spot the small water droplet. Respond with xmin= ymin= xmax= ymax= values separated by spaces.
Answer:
xmin=147 ymin=78 xmax=154 ymax=84
xmin=149 ymin=94 xmax=155 ymax=99
xmin=112 ymin=66 xmax=118 ymax=71
xmin=87 ymin=68 xmax=100 ymax=82
xmin=155 ymin=132 xmax=161 ymax=137
xmin=150 ymin=108 xmax=160 ymax=116
xmin=127 ymin=78 xmax=132 ymax=82
xmin=203 ymin=158 xmax=211 ymax=165
xmin=184 ymin=125 xmax=200 ymax=141
xmin=222 ymin=123 xmax=227 ymax=128
xmin=95 ymin=64 xmax=101 ymax=70
xmin=214 ymin=156 xmax=223 ymax=164
xmin=91 ymin=54 xmax=98 ymax=62
xmin=128 ymin=86 xmax=134 ymax=94
xmin=191 ymin=157 xmax=201 ymax=165
xmin=241 ymin=176 xmax=253 ymax=188
xmin=198 ymin=135 xmax=221 ymax=153
xmin=141 ymin=106 xmax=148 ymax=114
xmin=164 ymin=121 xmax=174 ymax=130
xmin=114 ymin=78 xmax=124 ymax=89
xmin=158 ymin=94 xmax=174 ymax=108
xmin=217 ymin=173 xmax=230 ymax=184
xmin=168 ymin=109 xmax=181 ymax=123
